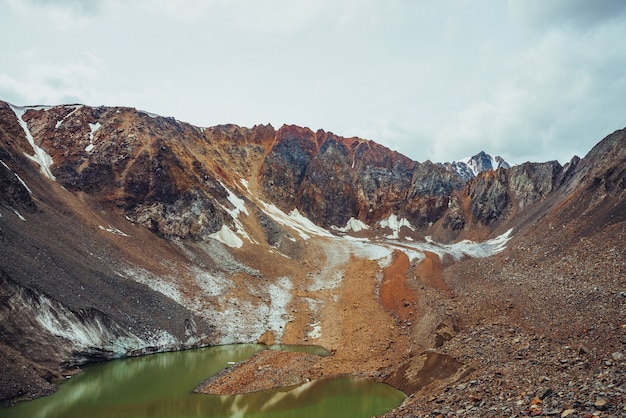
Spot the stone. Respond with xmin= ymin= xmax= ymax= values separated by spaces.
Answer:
xmin=594 ymin=398 xmax=608 ymax=411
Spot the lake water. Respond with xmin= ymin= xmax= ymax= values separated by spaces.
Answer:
xmin=0 ymin=344 xmax=405 ymax=418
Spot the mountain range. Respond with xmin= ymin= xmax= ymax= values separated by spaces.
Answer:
xmin=0 ymin=101 xmax=624 ymax=415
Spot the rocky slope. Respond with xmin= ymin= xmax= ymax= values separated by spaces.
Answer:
xmin=0 ymin=100 xmax=624 ymax=416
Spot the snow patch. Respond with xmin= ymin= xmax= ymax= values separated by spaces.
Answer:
xmin=338 ymin=225 xmax=512 ymax=264
xmin=307 ymin=241 xmax=349 ymax=292
xmin=265 ymin=276 xmax=293 ymax=340
xmin=331 ymin=217 xmax=370 ymax=233
xmin=9 ymin=104 xmax=56 ymax=180
xmin=378 ymin=214 xmax=414 ymax=239
xmin=210 ymin=225 xmax=243 ymax=248
xmin=490 ymin=155 xmax=499 ymax=171
xmin=193 ymin=269 xmax=233 ymax=297
xmin=123 ymin=268 xmax=185 ymax=305
xmin=35 ymin=295 xmax=141 ymax=354
xmin=459 ymin=155 xmax=480 ymax=177
xmin=86 ymin=122 xmax=101 ymax=152
xmin=342 ymin=235 xmax=395 ymax=262
xmin=223 ymin=183 xmax=248 ymax=216
xmin=239 ymin=178 xmax=250 ymax=193
xmin=308 ymin=321 xmax=322 ymax=339
xmin=99 ymin=225 xmax=130 ymax=237
xmin=194 ymin=273 xmax=294 ymax=345
xmin=215 ymin=182 xmax=252 ymax=244
xmin=289 ymin=209 xmax=334 ymax=238
xmin=259 ymin=202 xmax=333 ymax=240
xmin=398 ymin=228 xmax=514 ymax=261
xmin=138 ymin=109 xmax=160 ymax=118
xmin=440 ymin=228 xmax=513 ymax=259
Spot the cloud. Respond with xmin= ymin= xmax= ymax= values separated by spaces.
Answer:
xmin=0 ymin=54 xmax=104 ymax=106
xmin=6 ymin=0 xmax=101 ymax=16
xmin=1 ymin=0 xmax=624 ymax=165
xmin=508 ymin=0 xmax=626 ymax=31
xmin=5 ymin=0 xmax=102 ymax=29
xmin=429 ymin=17 xmax=626 ymax=164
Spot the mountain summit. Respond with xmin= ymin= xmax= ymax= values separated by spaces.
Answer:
xmin=443 ymin=151 xmax=511 ymax=180
xmin=0 ymin=101 xmax=624 ymax=416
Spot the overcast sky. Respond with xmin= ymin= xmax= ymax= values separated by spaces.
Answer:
xmin=1 ymin=0 xmax=625 ymax=164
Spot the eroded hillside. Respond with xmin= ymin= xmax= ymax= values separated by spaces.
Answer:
xmin=0 ymin=101 xmax=624 ymax=415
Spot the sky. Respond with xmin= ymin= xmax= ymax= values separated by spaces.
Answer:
xmin=1 ymin=0 xmax=625 ymax=165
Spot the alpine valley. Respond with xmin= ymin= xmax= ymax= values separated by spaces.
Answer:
xmin=0 ymin=101 xmax=624 ymax=416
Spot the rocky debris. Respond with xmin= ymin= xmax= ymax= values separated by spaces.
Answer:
xmin=0 ymin=342 xmax=60 ymax=407
xmin=196 ymin=349 xmax=323 ymax=395
xmin=383 ymin=351 xmax=472 ymax=397
xmin=386 ymin=323 xmax=626 ymax=417
xmin=384 ymin=199 xmax=626 ymax=417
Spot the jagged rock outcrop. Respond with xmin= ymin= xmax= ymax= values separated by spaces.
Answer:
xmin=508 ymin=161 xmax=563 ymax=209
xmin=259 ymin=125 xmax=466 ymax=231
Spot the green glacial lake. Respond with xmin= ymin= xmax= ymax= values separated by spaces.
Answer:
xmin=0 ymin=344 xmax=405 ymax=418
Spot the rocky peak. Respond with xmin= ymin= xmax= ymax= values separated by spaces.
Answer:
xmin=259 ymin=125 xmax=466 ymax=230
xmin=443 ymin=151 xmax=511 ymax=181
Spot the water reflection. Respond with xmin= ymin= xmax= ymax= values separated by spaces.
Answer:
xmin=0 ymin=345 xmax=404 ymax=418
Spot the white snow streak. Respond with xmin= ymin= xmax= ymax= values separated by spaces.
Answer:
xmin=223 ymin=182 xmax=248 ymax=217
xmin=12 ymin=209 xmax=26 ymax=221
xmin=86 ymin=122 xmax=101 ymax=152
xmin=0 ymin=159 xmax=32 ymax=193
xmin=9 ymin=104 xmax=56 ymax=180
xmin=99 ymin=225 xmax=130 ymax=237
xmin=54 ymin=104 xmax=83 ymax=129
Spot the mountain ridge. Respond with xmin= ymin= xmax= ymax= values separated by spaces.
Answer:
xmin=0 ymin=100 xmax=624 ymax=415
